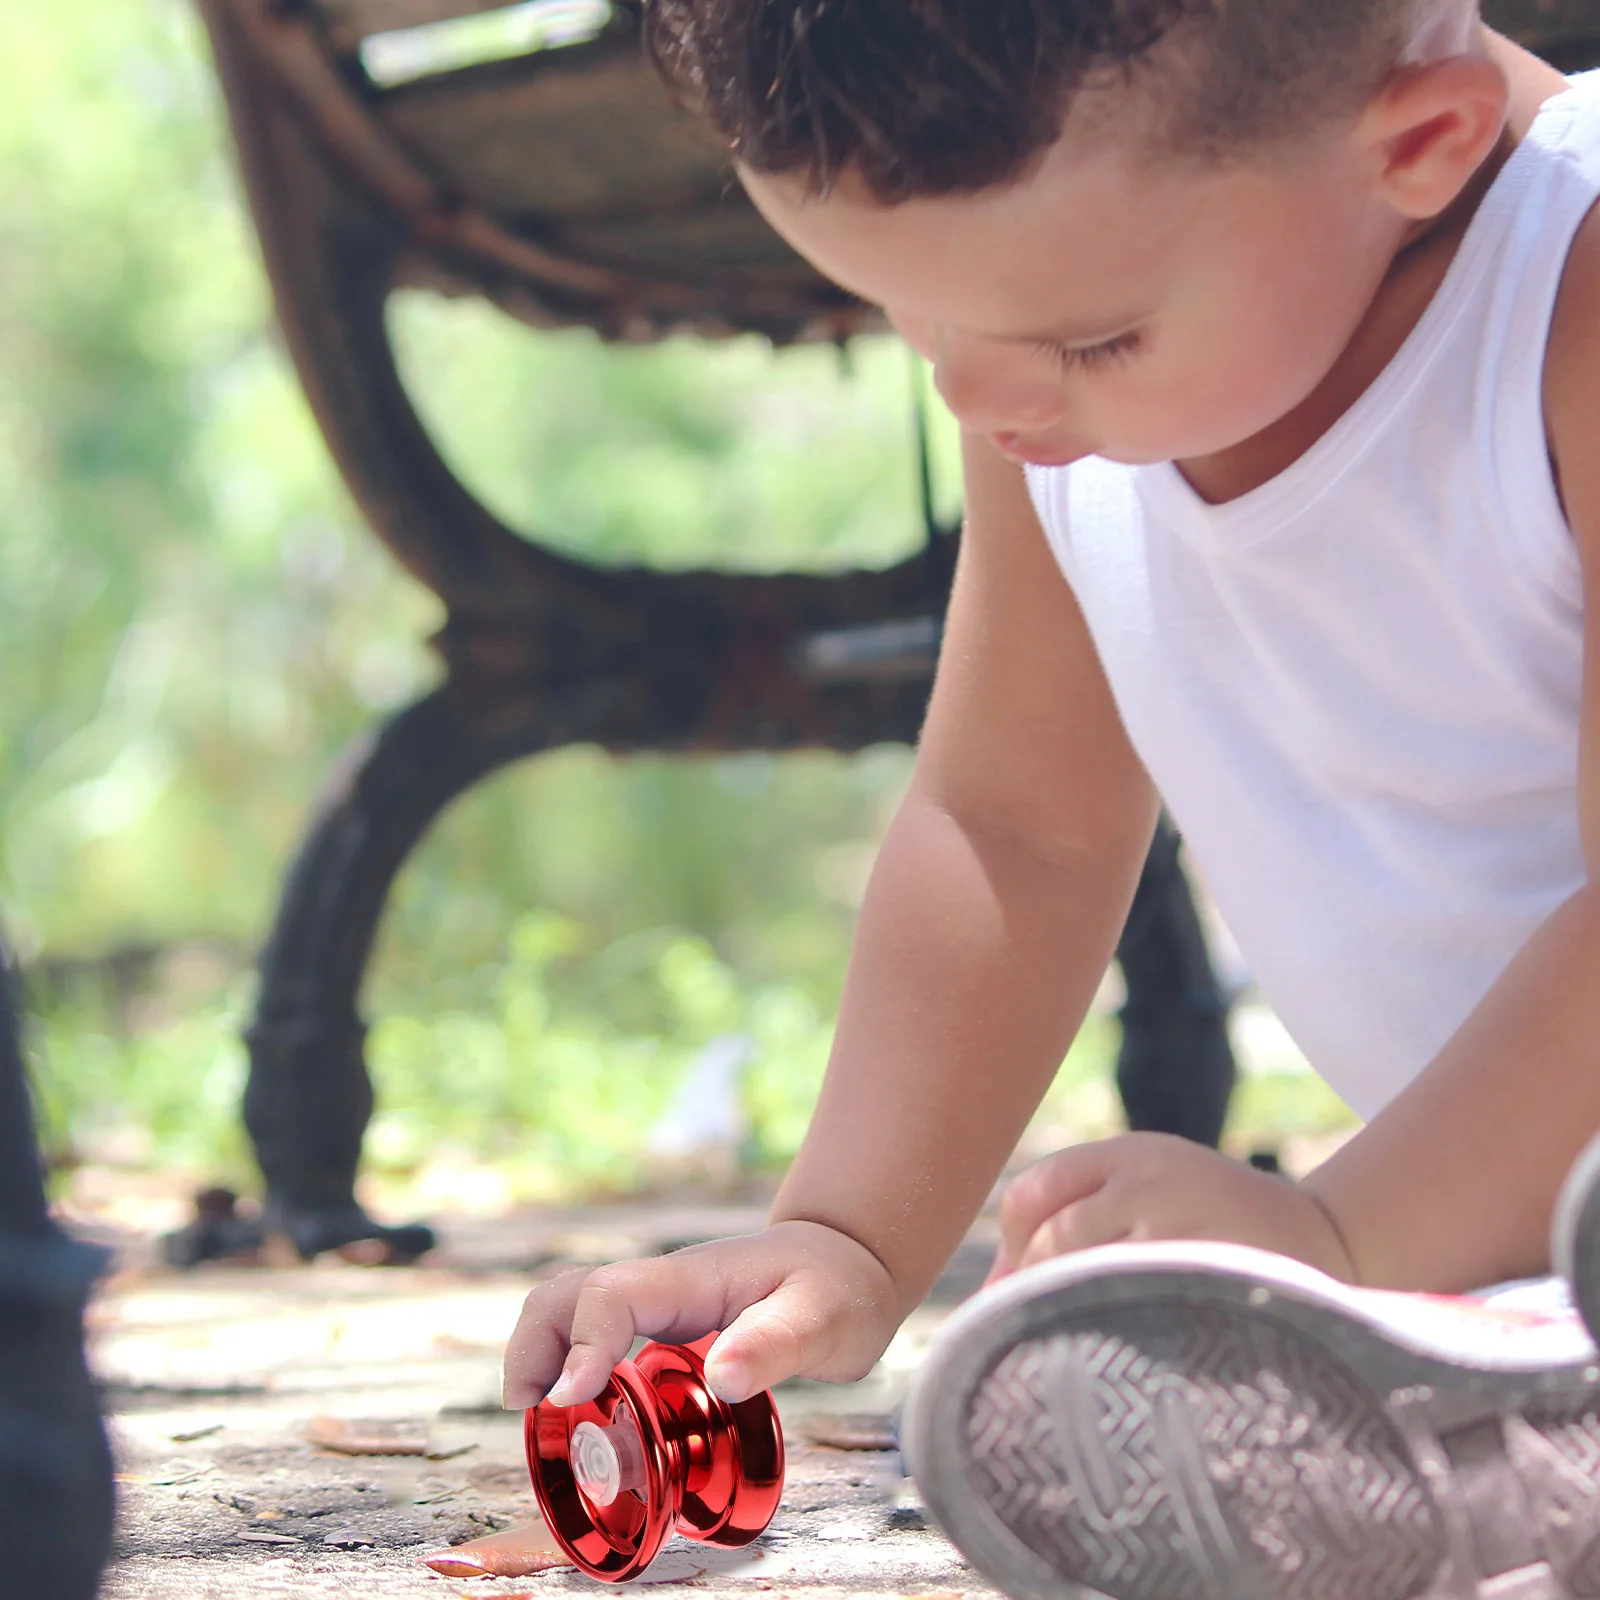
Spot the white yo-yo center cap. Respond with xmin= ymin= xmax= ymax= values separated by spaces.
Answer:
xmin=571 ymin=1415 xmax=647 ymax=1509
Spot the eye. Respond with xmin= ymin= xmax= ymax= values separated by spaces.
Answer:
xmin=1034 ymin=330 xmax=1143 ymax=375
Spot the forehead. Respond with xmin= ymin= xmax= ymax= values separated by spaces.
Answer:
xmin=740 ymin=135 xmax=1220 ymax=341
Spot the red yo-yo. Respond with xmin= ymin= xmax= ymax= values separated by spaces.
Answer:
xmin=525 ymin=1334 xmax=785 ymax=1582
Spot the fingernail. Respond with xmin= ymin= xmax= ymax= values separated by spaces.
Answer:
xmin=704 ymin=1353 xmax=751 ymax=1404
xmin=545 ymin=1372 xmax=578 ymax=1406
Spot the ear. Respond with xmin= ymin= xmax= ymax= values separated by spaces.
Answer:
xmin=1359 ymin=54 xmax=1509 ymax=221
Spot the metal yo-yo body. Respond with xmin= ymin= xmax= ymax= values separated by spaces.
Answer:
xmin=526 ymin=1334 xmax=785 ymax=1582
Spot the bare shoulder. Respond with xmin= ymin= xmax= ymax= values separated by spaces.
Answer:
xmin=914 ymin=435 xmax=1153 ymax=864
xmin=1544 ymin=198 xmax=1600 ymax=569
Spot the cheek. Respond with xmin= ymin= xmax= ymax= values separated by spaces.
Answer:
xmin=1078 ymin=342 xmax=1287 ymax=462
xmin=931 ymin=345 xmax=1069 ymax=432
xmin=1255 ymin=251 xmax=1379 ymax=381
xmin=1089 ymin=179 xmax=1395 ymax=460
xmin=1106 ymin=266 xmax=1376 ymax=459
xmin=1197 ymin=320 xmax=1337 ymax=431
xmin=1183 ymin=210 xmax=1394 ymax=430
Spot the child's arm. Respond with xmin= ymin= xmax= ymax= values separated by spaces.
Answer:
xmin=501 ymin=435 xmax=1158 ymax=1408
xmin=994 ymin=206 xmax=1600 ymax=1297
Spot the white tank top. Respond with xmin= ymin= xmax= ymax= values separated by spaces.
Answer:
xmin=1026 ymin=73 xmax=1600 ymax=1120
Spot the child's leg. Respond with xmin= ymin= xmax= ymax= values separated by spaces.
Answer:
xmin=907 ymin=1162 xmax=1600 ymax=1600
xmin=0 ymin=937 xmax=114 ymax=1599
xmin=1114 ymin=817 xmax=1237 ymax=1151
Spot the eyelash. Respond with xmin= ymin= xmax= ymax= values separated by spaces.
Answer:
xmin=1034 ymin=330 xmax=1143 ymax=374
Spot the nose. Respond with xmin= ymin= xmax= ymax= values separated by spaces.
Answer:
xmin=930 ymin=338 xmax=1066 ymax=438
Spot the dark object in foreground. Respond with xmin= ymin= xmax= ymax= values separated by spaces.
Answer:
xmin=0 ymin=942 xmax=114 ymax=1600
xmin=527 ymin=1334 xmax=783 ymax=1581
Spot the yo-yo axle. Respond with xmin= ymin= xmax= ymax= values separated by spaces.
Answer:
xmin=571 ymin=1413 xmax=648 ymax=1508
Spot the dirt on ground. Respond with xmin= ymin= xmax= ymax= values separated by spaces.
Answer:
xmin=88 ymin=1199 xmax=1000 ymax=1600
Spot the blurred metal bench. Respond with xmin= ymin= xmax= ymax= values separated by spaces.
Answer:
xmin=168 ymin=0 xmax=1600 ymax=1264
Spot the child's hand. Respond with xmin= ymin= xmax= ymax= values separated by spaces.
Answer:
xmin=500 ymin=1220 xmax=903 ymax=1411
xmin=989 ymin=1134 xmax=1357 ymax=1284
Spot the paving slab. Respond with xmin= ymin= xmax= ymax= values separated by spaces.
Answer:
xmin=90 ymin=1203 xmax=1001 ymax=1600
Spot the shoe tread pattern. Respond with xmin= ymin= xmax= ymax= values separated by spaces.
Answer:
xmin=1520 ymin=1400 xmax=1600 ymax=1596
xmin=966 ymin=1305 xmax=1445 ymax=1600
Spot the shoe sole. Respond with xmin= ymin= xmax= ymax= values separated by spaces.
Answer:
xmin=904 ymin=1243 xmax=1600 ymax=1600
xmin=1554 ymin=1133 xmax=1600 ymax=1347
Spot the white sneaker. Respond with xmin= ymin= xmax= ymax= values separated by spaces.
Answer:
xmin=904 ymin=1239 xmax=1600 ymax=1600
xmin=1553 ymin=1130 xmax=1600 ymax=1349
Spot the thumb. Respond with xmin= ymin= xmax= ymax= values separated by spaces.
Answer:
xmin=999 ymin=1142 xmax=1116 ymax=1269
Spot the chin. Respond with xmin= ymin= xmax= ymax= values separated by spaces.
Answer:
xmin=1093 ymin=444 xmax=1186 ymax=468
xmin=990 ymin=432 xmax=1093 ymax=470
xmin=992 ymin=406 xmax=1291 ymax=472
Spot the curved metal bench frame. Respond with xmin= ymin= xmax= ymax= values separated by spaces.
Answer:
xmin=189 ymin=0 xmax=972 ymax=1258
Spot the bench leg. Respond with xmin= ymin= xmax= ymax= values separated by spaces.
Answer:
xmin=0 ymin=936 xmax=114 ymax=1596
xmin=1114 ymin=818 xmax=1238 ymax=1149
xmin=169 ymin=682 xmax=1238 ymax=1260
xmin=167 ymin=681 xmax=560 ymax=1265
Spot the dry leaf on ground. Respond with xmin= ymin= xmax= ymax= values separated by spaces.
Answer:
xmin=798 ymin=1412 xmax=899 ymax=1451
xmin=306 ymin=1416 xmax=428 ymax=1456
xmin=422 ymin=1519 xmax=574 ymax=1578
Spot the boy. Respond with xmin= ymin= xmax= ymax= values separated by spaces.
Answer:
xmin=505 ymin=3 xmax=1600 ymax=1593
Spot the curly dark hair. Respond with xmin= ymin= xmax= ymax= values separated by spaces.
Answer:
xmin=644 ymin=0 xmax=1425 ymax=200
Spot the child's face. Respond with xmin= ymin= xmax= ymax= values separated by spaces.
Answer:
xmin=742 ymin=123 xmax=1408 ymax=470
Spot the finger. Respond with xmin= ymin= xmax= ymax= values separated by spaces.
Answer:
xmin=501 ymin=1269 xmax=591 ymax=1409
xmin=552 ymin=1243 xmax=788 ymax=1407
xmin=999 ymin=1144 xmax=1118 ymax=1268
xmin=553 ymin=1272 xmax=709 ymax=1405
xmin=502 ymin=1254 xmax=731 ymax=1412
xmin=1015 ymin=1188 xmax=1131 ymax=1269
xmin=705 ymin=1271 xmax=886 ymax=1403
